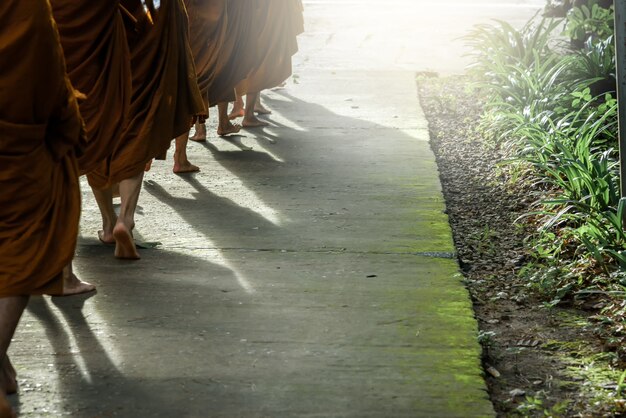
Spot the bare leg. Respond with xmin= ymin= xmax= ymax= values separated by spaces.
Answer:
xmin=91 ymin=186 xmax=116 ymax=244
xmin=0 ymin=357 xmax=15 ymax=396
xmin=217 ymin=102 xmax=241 ymax=136
xmin=0 ymin=296 xmax=27 ymax=418
xmin=47 ymin=264 xmax=96 ymax=297
xmin=242 ymin=92 xmax=269 ymax=128
xmin=0 ymin=295 xmax=28 ymax=401
xmin=190 ymin=122 xmax=207 ymax=142
xmin=0 ymin=394 xmax=13 ymax=418
xmin=228 ymin=93 xmax=245 ymax=120
xmin=111 ymin=183 xmax=121 ymax=198
xmin=113 ymin=172 xmax=143 ymax=260
xmin=254 ymin=95 xmax=271 ymax=115
xmin=173 ymin=133 xmax=200 ymax=174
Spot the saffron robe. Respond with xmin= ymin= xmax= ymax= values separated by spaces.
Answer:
xmin=209 ymin=0 xmax=262 ymax=105
xmin=185 ymin=0 xmax=259 ymax=107
xmin=50 ymin=0 xmax=132 ymax=185
xmin=237 ymin=0 xmax=303 ymax=95
xmin=185 ymin=0 xmax=228 ymax=108
xmin=89 ymin=0 xmax=205 ymax=188
xmin=0 ymin=0 xmax=84 ymax=297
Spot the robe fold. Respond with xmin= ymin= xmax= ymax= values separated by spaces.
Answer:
xmin=0 ymin=0 xmax=84 ymax=297
xmin=185 ymin=0 xmax=259 ymax=107
xmin=89 ymin=0 xmax=206 ymax=187
xmin=289 ymin=0 xmax=305 ymax=38
xmin=50 ymin=0 xmax=132 ymax=185
xmin=185 ymin=0 xmax=228 ymax=108
xmin=209 ymin=0 xmax=261 ymax=105
xmin=237 ymin=0 xmax=303 ymax=95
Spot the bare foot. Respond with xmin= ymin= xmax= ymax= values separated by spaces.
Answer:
xmin=113 ymin=223 xmax=140 ymax=260
xmin=242 ymin=115 xmax=269 ymax=128
xmin=173 ymin=160 xmax=200 ymax=174
xmin=59 ymin=274 xmax=96 ymax=296
xmin=190 ymin=125 xmax=207 ymax=142
xmin=98 ymin=229 xmax=115 ymax=245
xmin=0 ymin=393 xmax=15 ymax=418
xmin=217 ymin=122 xmax=242 ymax=137
xmin=0 ymin=357 xmax=16 ymax=395
xmin=47 ymin=267 xmax=96 ymax=296
xmin=145 ymin=160 xmax=153 ymax=172
xmin=228 ymin=108 xmax=245 ymax=120
xmin=254 ymin=103 xmax=272 ymax=115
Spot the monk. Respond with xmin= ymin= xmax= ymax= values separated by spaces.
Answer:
xmin=0 ymin=0 xmax=86 ymax=415
xmin=176 ymin=0 xmax=261 ymax=164
xmin=87 ymin=0 xmax=205 ymax=257
xmin=229 ymin=0 xmax=304 ymax=127
xmin=173 ymin=0 xmax=235 ymax=173
xmin=211 ymin=0 xmax=268 ymax=129
xmin=50 ymin=0 xmax=135 ymax=273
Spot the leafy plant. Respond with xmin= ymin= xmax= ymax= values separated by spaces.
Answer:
xmin=465 ymin=17 xmax=563 ymax=85
xmin=570 ymin=36 xmax=616 ymax=96
xmin=465 ymin=16 xmax=615 ymax=147
xmin=564 ymin=1 xmax=614 ymax=45
xmin=514 ymin=101 xmax=617 ymax=195
xmin=516 ymin=394 xmax=571 ymax=417
xmin=466 ymin=0 xmax=625 ymax=296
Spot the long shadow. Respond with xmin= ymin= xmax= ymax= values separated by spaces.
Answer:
xmin=19 ymin=296 xmax=150 ymax=416
xmin=146 ymin=85 xmax=442 ymax=257
xmin=144 ymin=174 xmax=281 ymax=251
xmin=9 ymin=244 xmax=258 ymax=416
xmin=199 ymin=140 xmax=282 ymax=166
xmin=240 ymin=125 xmax=281 ymax=145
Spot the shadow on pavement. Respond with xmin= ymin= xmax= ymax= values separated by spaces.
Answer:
xmin=145 ymin=88 xmax=433 ymax=256
xmin=11 ymin=242 xmax=255 ymax=416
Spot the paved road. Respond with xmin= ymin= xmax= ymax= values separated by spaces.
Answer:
xmin=9 ymin=2 xmax=542 ymax=417
xmin=298 ymin=0 xmax=544 ymax=73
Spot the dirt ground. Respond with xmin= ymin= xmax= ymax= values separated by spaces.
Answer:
xmin=418 ymin=75 xmax=626 ymax=417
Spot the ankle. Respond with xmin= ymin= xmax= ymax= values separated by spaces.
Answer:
xmin=116 ymin=216 xmax=133 ymax=229
xmin=102 ymin=218 xmax=116 ymax=232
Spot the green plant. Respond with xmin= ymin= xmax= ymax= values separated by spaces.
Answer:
xmin=466 ymin=4 xmax=626 ymax=293
xmin=465 ymin=17 xmax=563 ymax=85
xmin=570 ymin=36 xmax=616 ymax=96
xmin=564 ymin=1 xmax=614 ymax=44
xmin=475 ymin=54 xmax=577 ymax=144
xmin=568 ymin=199 xmax=626 ymax=269
xmin=517 ymin=395 xmax=545 ymax=416
xmin=477 ymin=330 xmax=497 ymax=347
xmin=516 ymin=394 xmax=571 ymax=417
xmin=616 ymin=370 xmax=626 ymax=397
xmin=514 ymin=99 xmax=618 ymax=203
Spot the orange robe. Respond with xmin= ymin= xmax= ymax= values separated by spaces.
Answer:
xmin=209 ymin=0 xmax=263 ymax=105
xmin=289 ymin=0 xmax=305 ymax=38
xmin=185 ymin=0 xmax=260 ymax=107
xmin=50 ymin=0 xmax=132 ymax=186
xmin=89 ymin=0 xmax=206 ymax=188
xmin=0 ymin=0 xmax=84 ymax=297
xmin=185 ymin=0 xmax=228 ymax=108
xmin=238 ymin=0 xmax=303 ymax=94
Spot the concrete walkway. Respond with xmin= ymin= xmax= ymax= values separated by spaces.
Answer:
xmin=10 ymin=2 xmax=542 ymax=417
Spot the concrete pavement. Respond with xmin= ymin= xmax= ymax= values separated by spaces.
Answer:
xmin=9 ymin=1 xmax=542 ymax=416
xmin=296 ymin=0 xmax=545 ymax=73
